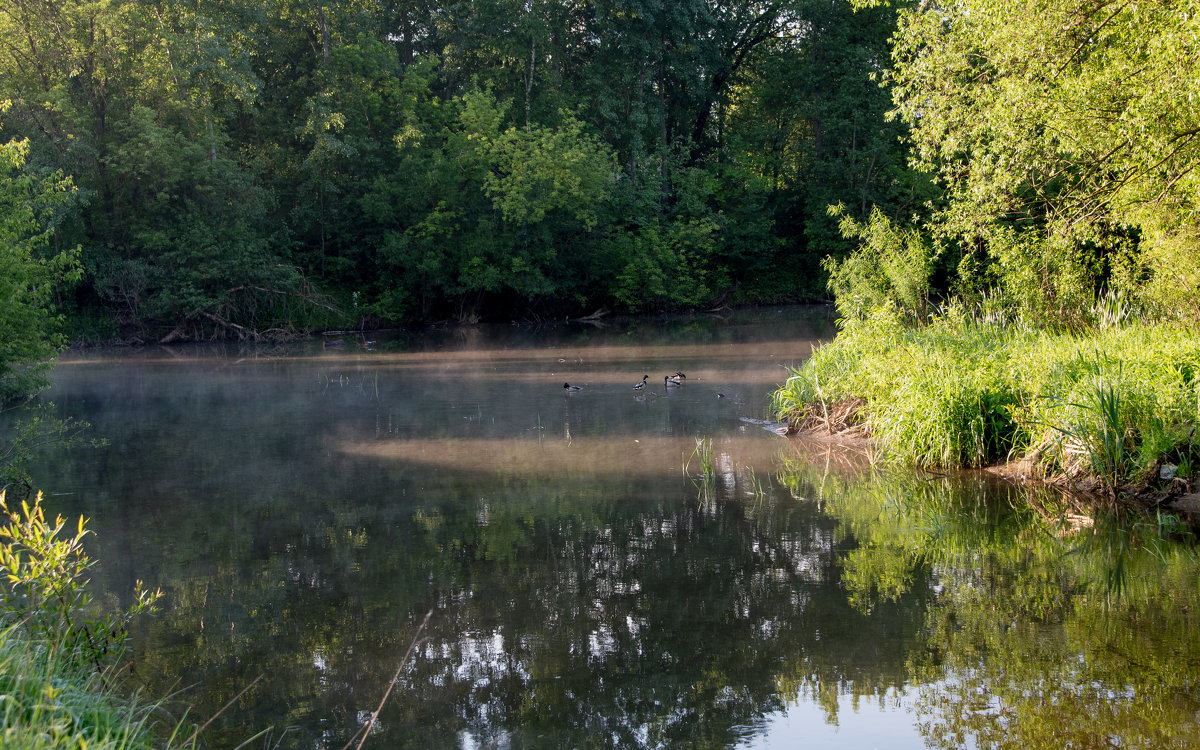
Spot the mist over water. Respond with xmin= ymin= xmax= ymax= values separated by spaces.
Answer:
xmin=13 ymin=307 xmax=1200 ymax=749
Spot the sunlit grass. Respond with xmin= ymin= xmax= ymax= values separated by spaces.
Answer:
xmin=773 ymin=310 xmax=1200 ymax=493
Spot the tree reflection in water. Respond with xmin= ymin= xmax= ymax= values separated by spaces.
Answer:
xmin=783 ymin=449 xmax=1200 ymax=749
xmin=126 ymin=461 xmax=924 ymax=749
xmin=13 ymin=318 xmax=1200 ymax=749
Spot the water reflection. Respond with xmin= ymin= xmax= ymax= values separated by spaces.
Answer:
xmin=9 ymin=308 xmax=1200 ymax=749
xmin=782 ymin=452 xmax=1200 ymax=748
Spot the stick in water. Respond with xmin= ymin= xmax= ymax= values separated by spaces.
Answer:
xmin=184 ymin=673 xmax=264 ymax=747
xmin=343 ymin=609 xmax=434 ymax=750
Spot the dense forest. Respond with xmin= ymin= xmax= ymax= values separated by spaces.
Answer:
xmin=4 ymin=0 xmax=1199 ymax=353
xmin=0 ymin=0 xmax=926 ymax=343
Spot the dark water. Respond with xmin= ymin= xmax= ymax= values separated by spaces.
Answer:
xmin=11 ymin=307 xmax=1200 ymax=748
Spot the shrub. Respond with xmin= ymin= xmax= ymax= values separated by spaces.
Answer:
xmin=0 ymin=491 xmax=167 ymax=748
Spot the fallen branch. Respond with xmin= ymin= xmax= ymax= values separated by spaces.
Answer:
xmin=342 ymin=609 xmax=434 ymax=750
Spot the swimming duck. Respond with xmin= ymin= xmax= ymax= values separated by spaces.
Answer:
xmin=672 ymin=371 xmax=687 ymax=381
xmin=563 ymin=382 xmax=583 ymax=391
xmin=633 ymin=374 xmax=649 ymax=390
xmin=664 ymin=375 xmax=683 ymax=387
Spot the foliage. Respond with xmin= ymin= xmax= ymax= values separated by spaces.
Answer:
xmin=0 ymin=412 xmax=96 ymax=500
xmin=0 ymin=492 xmax=160 ymax=671
xmin=0 ymin=114 xmax=98 ymax=499
xmin=0 ymin=0 xmax=920 ymax=333
xmin=774 ymin=311 xmax=1200 ymax=482
xmin=882 ymin=0 xmax=1200 ymax=326
xmin=823 ymin=203 xmax=937 ymax=323
xmin=0 ymin=130 xmax=80 ymax=401
xmin=0 ymin=491 xmax=170 ymax=748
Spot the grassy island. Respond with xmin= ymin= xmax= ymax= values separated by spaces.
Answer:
xmin=773 ymin=311 xmax=1200 ymax=513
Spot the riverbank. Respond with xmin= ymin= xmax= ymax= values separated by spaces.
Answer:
xmin=66 ymin=301 xmax=831 ymax=348
xmin=771 ymin=310 xmax=1200 ymax=518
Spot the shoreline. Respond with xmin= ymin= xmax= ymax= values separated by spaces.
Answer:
xmin=783 ymin=401 xmax=1200 ymax=527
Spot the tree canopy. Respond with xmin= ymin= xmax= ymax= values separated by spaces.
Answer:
xmin=0 ymin=0 xmax=916 ymax=338
xmin=856 ymin=0 xmax=1200 ymax=326
xmin=5 ymin=0 xmax=1185 ymax=338
xmin=0 ymin=125 xmax=79 ymax=401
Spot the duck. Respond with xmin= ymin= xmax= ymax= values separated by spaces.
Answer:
xmin=633 ymin=374 xmax=649 ymax=390
xmin=563 ymin=382 xmax=583 ymax=391
xmin=664 ymin=375 xmax=683 ymax=387
xmin=671 ymin=371 xmax=687 ymax=381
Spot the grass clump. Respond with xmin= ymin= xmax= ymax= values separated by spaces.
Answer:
xmin=0 ymin=624 xmax=159 ymax=749
xmin=773 ymin=307 xmax=1200 ymax=500
xmin=684 ymin=437 xmax=717 ymax=500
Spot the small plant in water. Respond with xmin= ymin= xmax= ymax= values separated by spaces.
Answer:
xmin=741 ymin=465 xmax=770 ymax=507
xmin=685 ymin=437 xmax=715 ymax=477
xmin=684 ymin=437 xmax=717 ymax=500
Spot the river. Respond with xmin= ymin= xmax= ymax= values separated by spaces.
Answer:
xmin=10 ymin=306 xmax=1200 ymax=748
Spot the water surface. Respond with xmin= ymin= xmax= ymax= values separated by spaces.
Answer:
xmin=14 ymin=307 xmax=1200 ymax=748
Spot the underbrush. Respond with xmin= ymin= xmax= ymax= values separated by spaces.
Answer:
xmin=0 ymin=491 xmax=180 ymax=749
xmin=773 ymin=309 xmax=1200 ymax=501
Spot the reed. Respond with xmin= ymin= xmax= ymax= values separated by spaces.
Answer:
xmin=773 ymin=308 xmax=1200 ymax=497
xmin=684 ymin=437 xmax=716 ymax=499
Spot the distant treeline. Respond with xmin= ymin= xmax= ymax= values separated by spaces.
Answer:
xmin=0 ymin=0 xmax=924 ymax=340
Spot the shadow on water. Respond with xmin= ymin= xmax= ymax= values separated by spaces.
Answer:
xmin=6 ymin=307 xmax=1200 ymax=748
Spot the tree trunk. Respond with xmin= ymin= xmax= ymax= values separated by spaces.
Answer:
xmin=525 ymin=39 xmax=535 ymax=132
xmin=316 ymin=3 xmax=330 ymax=62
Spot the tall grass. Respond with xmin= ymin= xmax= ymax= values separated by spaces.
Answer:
xmin=684 ymin=436 xmax=716 ymax=497
xmin=0 ymin=623 xmax=164 ymax=749
xmin=773 ymin=308 xmax=1200 ymax=495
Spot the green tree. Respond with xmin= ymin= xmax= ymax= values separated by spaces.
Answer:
xmin=0 ymin=0 xmax=929 ymax=329
xmin=823 ymin=203 xmax=936 ymax=323
xmin=362 ymin=82 xmax=618 ymax=322
xmin=884 ymin=0 xmax=1200 ymax=324
xmin=0 ymin=131 xmax=79 ymax=402
xmin=723 ymin=0 xmax=927 ymax=299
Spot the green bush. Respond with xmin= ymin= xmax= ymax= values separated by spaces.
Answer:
xmin=823 ymin=205 xmax=937 ymax=325
xmin=0 ymin=491 xmax=170 ymax=748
